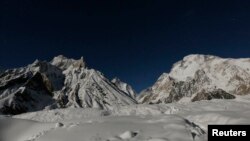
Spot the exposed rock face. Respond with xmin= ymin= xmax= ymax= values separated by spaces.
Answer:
xmin=138 ymin=70 xmax=211 ymax=104
xmin=139 ymin=54 xmax=250 ymax=104
xmin=191 ymin=89 xmax=235 ymax=102
xmin=0 ymin=70 xmax=55 ymax=114
xmin=0 ymin=55 xmax=136 ymax=115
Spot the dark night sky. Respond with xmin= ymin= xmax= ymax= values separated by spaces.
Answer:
xmin=1 ymin=0 xmax=250 ymax=92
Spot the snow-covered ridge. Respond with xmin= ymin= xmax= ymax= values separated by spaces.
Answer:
xmin=170 ymin=54 xmax=250 ymax=82
xmin=0 ymin=55 xmax=136 ymax=115
xmin=139 ymin=54 xmax=250 ymax=104
xmin=50 ymin=55 xmax=86 ymax=71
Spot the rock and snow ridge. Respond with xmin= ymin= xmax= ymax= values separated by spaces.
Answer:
xmin=111 ymin=78 xmax=137 ymax=99
xmin=139 ymin=54 xmax=250 ymax=104
xmin=0 ymin=55 xmax=136 ymax=115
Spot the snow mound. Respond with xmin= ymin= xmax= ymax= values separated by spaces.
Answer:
xmin=117 ymin=130 xmax=138 ymax=140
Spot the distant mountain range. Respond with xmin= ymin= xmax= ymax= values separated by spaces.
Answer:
xmin=1 ymin=54 xmax=250 ymax=115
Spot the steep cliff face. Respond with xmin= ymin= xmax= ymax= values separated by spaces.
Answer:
xmin=0 ymin=61 xmax=62 ymax=114
xmin=0 ymin=55 xmax=136 ymax=115
xmin=139 ymin=54 xmax=250 ymax=104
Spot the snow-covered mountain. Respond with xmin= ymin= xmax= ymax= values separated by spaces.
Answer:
xmin=111 ymin=78 xmax=137 ymax=99
xmin=2 ymin=54 xmax=250 ymax=141
xmin=139 ymin=54 xmax=250 ymax=104
xmin=0 ymin=55 xmax=136 ymax=115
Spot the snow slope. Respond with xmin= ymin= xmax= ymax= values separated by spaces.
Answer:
xmin=1 ymin=115 xmax=205 ymax=141
xmin=4 ymin=95 xmax=249 ymax=141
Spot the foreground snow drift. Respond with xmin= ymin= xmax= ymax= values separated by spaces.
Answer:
xmin=1 ymin=95 xmax=250 ymax=141
xmin=1 ymin=115 xmax=205 ymax=141
xmin=0 ymin=117 xmax=54 ymax=141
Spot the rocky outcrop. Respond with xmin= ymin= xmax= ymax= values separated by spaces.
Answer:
xmin=138 ymin=69 xmax=212 ymax=104
xmin=0 ymin=72 xmax=55 ymax=114
xmin=191 ymin=89 xmax=235 ymax=102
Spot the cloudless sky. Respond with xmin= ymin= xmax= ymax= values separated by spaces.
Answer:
xmin=1 ymin=0 xmax=250 ymax=92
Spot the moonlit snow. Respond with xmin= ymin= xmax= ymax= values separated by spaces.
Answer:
xmin=0 ymin=95 xmax=249 ymax=141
